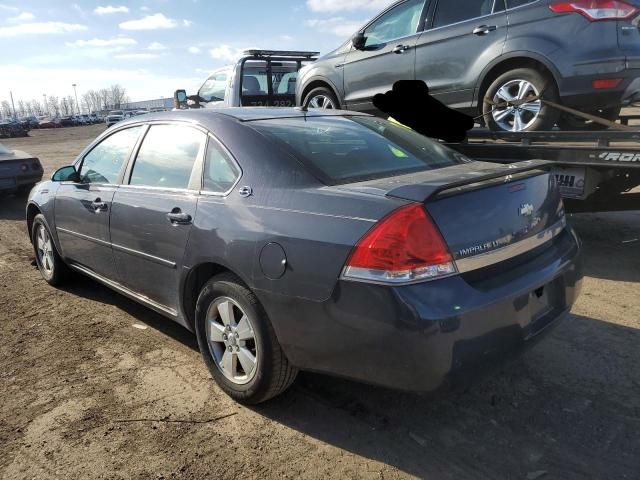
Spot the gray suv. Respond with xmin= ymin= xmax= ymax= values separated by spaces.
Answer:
xmin=297 ymin=0 xmax=640 ymax=131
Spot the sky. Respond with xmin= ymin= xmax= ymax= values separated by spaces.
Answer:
xmin=0 ymin=0 xmax=394 ymax=106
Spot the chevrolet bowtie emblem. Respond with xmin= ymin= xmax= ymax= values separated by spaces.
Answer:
xmin=519 ymin=203 xmax=534 ymax=217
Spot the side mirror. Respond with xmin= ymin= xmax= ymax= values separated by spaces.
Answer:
xmin=52 ymin=165 xmax=79 ymax=182
xmin=174 ymin=89 xmax=188 ymax=109
xmin=352 ymin=32 xmax=366 ymax=50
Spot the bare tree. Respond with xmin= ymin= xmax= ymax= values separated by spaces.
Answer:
xmin=1 ymin=100 xmax=11 ymax=119
xmin=66 ymin=96 xmax=76 ymax=115
xmin=16 ymin=100 xmax=25 ymax=117
xmin=109 ymin=84 xmax=128 ymax=109
xmin=25 ymin=101 xmax=33 ymax=116
xmin=98 ymin=88 xmax=110 ymax=110
xmin=48 ymin=96 xmax=60 ymax=117
xmin=31 ymin=99 xmax=43 ymax=116
xmin=60 ymin=97 xmax=70 ymax=116
xmin=89 ymin=90 xmax=101 ymax=113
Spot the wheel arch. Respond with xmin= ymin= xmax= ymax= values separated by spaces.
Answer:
xmin=26 ymin=202 xmax=42 ymax=242
xmin=299 ymin=78 xmax=342 ymax=109
xmin=475 ymin=53 xmax=561 ymax=113
xmin=182 ymin=261 xmax=251 ymax=330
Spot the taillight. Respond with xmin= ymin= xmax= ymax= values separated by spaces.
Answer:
xmin=342 ymin=203 xmax=456 ymax=284
xmin=550 ymin=0 xmax=638 ymax=21
xmin=592 ymin=78 xmax=623 ymax=89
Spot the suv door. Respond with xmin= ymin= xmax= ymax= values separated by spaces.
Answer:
xmin=415 ymin=0 xmax=508 ymax=109
xmin=54 ymin=126 xmax=142 ymax=279
xmin=109 ymin=123 xmax=207 ymax=313
xmin=343 ymin=0 xmax=427 ymax=113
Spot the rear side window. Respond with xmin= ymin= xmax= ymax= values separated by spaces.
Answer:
xmin=203 ymin=137 xmax=241 ymax=193
xmin=129 ymin=124 xmax=206 ymax=190
xmin=249 ymin=116 xmax=471 ymax=184
xmin=364 ymin=0 xmax=425 ymax=47
xmin=433 ymin=0 xmax=502 ymax=28
xmin=79 ymin=126 xmax=141 ymax=184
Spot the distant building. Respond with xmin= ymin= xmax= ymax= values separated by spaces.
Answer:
xmin=122 ymin=97 xmax=173 ymax=111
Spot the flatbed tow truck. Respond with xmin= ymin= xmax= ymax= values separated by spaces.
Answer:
xmin=448 ymin=129 xmax=640 ymax=213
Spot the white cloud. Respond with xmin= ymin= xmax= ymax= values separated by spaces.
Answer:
xmin=147 ymin=41 xmax=166 ymax=50
xmin=66 ymin=37 xmax=137 ymax=48
xmin=94 ymin=5 xmax=129 ymax=15
xmin=209 ymin=45 xmax=255 ymax=62
xmin=0 ymin=3 xmax=19 ymax=12
xmin=0 ymin=22 xmax=88 ymax=38
xmin=188 ymin=46 xmax=201 ymax=54
xmin=119 ymin=13 xmax=177 ymax=31
xmin=140 ymin=6 xmax=149 ymax=11
xmin=307 ymin=0 xmax=393 ymax=12
xmin=114 ymin=53 xmax=159 ymax=60
xmin=8 ymin=12 xmax=35 ymax=22
xmin=280 ymin=34 xmax=294 ymax=42
xmin=305 ymin=17 xmax=363 ymax=37
xmin=182 ymin=19 xmax=193 ymax=27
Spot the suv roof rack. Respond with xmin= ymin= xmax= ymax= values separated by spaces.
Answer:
xmin=242 ymin=49 xmax=320 ymax=58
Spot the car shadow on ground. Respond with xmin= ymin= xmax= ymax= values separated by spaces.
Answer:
xmin=0 ymin=192 xmax=29 ymax=221
xmin=55 ymin=271 xmax=640 ymax=478
xmin=568 ymin=212 xmax=640 ymax=283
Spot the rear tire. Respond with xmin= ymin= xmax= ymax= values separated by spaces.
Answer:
xmin=31 ymin=214 xmax=70 ymax=286
xmin=195 ymin=273 xmax=297 ymax=404
xmin=483 ymin=67 xmax=560 ymax=132
xmin=303 ymin=86 xmax=340 ymax=110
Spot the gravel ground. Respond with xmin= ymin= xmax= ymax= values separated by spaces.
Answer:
xmin=0 ymin=125 xmax=639 ymax=480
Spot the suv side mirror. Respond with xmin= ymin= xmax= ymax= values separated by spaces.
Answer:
xmin=52 ymin=165 xmax=79 ymax=182
xmin=352 ymin=32 xmax=366 ymax=50
xmin=174 ymin=89 xmax=188 ymax=109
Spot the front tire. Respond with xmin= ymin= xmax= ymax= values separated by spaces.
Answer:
xmin=31 ymin=214 xmax=70 ymax=286
xmin=303 ymin=86 xmax=339 ymax=110
xmin=483 ymin=68 xmax=560 ymax=132
xmin=195 ymin=273 xmax=297 ymax=404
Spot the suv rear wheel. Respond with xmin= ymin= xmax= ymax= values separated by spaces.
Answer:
xmin=195 ymin=273 xmax=297 ymax=404
xmin=303 ymin=86 xmax=339 ymax=110
xmin=483 ymin=68 xmax=560 ymax=132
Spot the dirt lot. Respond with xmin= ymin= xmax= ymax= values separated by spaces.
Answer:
xmin=1 ymin=125 xmax=639 ymax=479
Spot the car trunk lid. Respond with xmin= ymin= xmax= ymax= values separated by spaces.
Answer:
xmin=338 ymin=160 xmax=565 ymax=273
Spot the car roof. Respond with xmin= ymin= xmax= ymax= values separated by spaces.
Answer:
xmin=117 ymin=107 xmax=370 ymax=126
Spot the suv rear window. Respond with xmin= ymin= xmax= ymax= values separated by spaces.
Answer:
xmin=249 ymin=116 xmax=471 ymax=184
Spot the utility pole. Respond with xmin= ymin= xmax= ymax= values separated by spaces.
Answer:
xmin=9 ymin=90 xmax=16 ymax=120
xmin=72 ymin=83 xmax=79 ymax=115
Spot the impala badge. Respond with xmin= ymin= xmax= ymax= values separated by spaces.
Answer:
xmin=519 ymin=203 xmax=534 ymax=217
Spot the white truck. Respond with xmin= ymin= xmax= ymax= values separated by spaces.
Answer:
xmin=174 ymin=50 xmax=318 ymax=110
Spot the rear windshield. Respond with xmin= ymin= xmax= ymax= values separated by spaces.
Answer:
xmin=249 ymin=116 xmax=472 ymax=184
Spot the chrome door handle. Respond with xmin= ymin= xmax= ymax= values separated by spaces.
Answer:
xmin=473 ymin=25 xmax=497 ymax=36
xmin=166 ymin=208 xmax=192 ymax=225
xmin=91 ymin=199 xmax=108 ymax=212
xmin=392 ymin=44 xmax=411 ymax=54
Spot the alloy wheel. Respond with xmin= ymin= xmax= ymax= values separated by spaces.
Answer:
xmin=308 ymin=94 xmax=336 ymax=110
xmin=36 ymin=224 xmax=54 ymax=277
xmin=491 ymin=79 xmax=542 ymax=132
xmin=206 ymin=297 xmax=258 ymax=385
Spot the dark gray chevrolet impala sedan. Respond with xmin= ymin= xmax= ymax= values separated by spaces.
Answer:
xmin=26 ymin=108 xmax=582 ymax=404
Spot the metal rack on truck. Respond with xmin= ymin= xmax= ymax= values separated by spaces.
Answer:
xmin=447 ymin=129 xmax=640 ymax=213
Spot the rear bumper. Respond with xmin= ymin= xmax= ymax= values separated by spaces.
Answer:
xmin=559 ymin=64 xmax=640 ymax=110
xmin=263 ymin=226 xmax=582 ymax=392
xmin=0 ymin=173 xmax=43 ymax=191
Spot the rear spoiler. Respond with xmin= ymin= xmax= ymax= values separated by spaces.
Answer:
xmin=386 ymin=160 xmax=551 ymax=203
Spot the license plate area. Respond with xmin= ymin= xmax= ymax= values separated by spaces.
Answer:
xmin=525 ymin=277 xmax=566 ymax=339
xmin=552 ymin=166 xmax=586 ymax=198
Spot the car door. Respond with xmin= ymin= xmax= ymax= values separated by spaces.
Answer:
xmin=415 ymin=0 xmax=508 ymax=109
xmin=54 ymin=126 xmax=143 ymax=279
xmin=343 ymin=0 xmax=427 ymax=113
xmin=109 ymin=123 xmax=207 ymax=313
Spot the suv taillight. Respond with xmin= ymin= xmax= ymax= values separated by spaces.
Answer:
xmin=342 ymin=204 xmax=456 ymax=284
xmin=550 ymin=0 xmax=638 ymax=21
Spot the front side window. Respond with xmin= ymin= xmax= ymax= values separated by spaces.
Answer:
xmin=433 ymin=0 xmax=502 ymax=28
xmin=79 ymin=126 xmax=142 ymax=184
xmin=249 ymin=116 xmax=471 ymax=184
xmin=129 ymin=124 xmax=206 ymax=190
xmin=203 ymin=137 xmax=241 ymax=193
xmin=364 ymin=0 xmax=425 ymax=47
xmin=199 ymin=72 xmax=228 ymax=102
